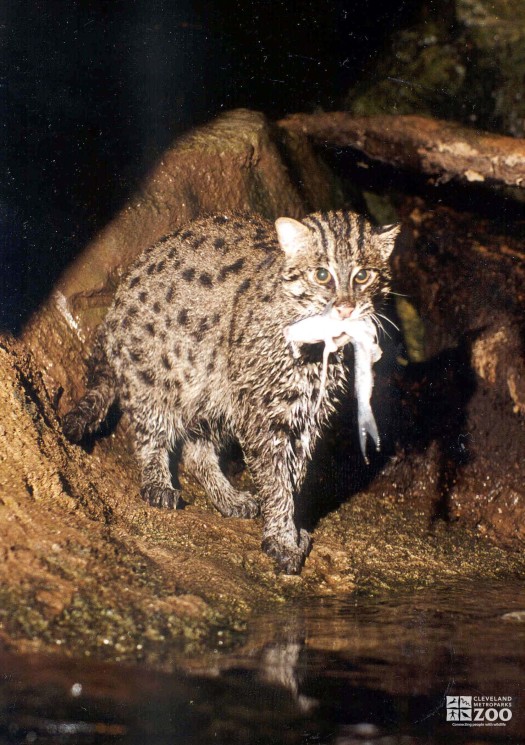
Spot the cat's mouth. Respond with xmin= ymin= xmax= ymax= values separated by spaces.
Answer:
xmin=332 ymin=301 xmax=370 ymax=324
xmin=333 ymin=301 xmax=355 ymax=320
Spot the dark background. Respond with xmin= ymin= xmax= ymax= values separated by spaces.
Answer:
xmin=1 ymin=0 xmax=419 ymax=331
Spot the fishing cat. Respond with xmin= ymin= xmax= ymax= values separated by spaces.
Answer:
xmin=63 ymin=211 xmax=399 ymax=574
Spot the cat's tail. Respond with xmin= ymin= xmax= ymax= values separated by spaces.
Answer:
xmin=62 ymin=329 xmax=116 ymax=443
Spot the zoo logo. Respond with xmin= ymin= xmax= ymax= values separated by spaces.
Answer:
xmin=446 ymin=696 xmax=513 ymax=726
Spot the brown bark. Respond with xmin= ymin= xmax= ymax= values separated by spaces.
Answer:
xmin=279 ymin=112 xmax=525 ymax=188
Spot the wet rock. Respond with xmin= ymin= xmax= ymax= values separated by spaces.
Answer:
xmin=280 ymin=112 xmax=525 ymax=189
xmin=471 ymin=321 xmax=525 ymax=415
xmin=0 ymin=333 xmax=301 ymax=662
xmin=1 ymin=110 xmax=524 ymax=666
xmin=1 ymin=318 xmax=523 ymax=664
xmin=390 ymin=198 xmax=525 ymax=548
xmin=0 ymin=110 xmax=355 ymax=661
xmin=393 ymin=200 xmax=525 ymax=394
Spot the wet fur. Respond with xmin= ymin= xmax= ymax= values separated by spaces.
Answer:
xmin=63 ymin=211 xmax=397 ymax=573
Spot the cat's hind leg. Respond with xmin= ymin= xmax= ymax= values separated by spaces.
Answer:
xmin=182 ymin=438 xmax=259 ymax=518
xmin=132 ymin=413 xmax=182 ymax=509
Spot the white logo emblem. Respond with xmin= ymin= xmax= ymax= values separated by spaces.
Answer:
xmin=446 ymin=695 xmax=512 ymax=727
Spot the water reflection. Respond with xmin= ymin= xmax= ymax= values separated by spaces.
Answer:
xmin=1 ymin=579 xmax=524 ymax=743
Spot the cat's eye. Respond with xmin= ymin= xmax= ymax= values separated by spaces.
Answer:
xmin=314 ymin=267 xmax=333 ymax=285
xmin=353 ymin=268 xmax=371 ymax=285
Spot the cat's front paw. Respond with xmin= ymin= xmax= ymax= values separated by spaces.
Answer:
xmin=262 ymin=529 xmax=312 ymax=574
xmin=141 ymin=483 xmax=182 ymax=509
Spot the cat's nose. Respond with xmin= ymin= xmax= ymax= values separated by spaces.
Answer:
xmin=334 ymin=301 xmax=354 ymax=319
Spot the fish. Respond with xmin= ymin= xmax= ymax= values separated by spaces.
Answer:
xmin=284 ymin=306 xmax=381 ymax=462
xmin=345 ymin=317 xmax=382 ymax=463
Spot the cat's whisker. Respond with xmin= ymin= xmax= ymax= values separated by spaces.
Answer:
xmin=376 ymin=312 xmax=400 ymax=332
xmin=370 ymin=313 xmax=391 ymax=340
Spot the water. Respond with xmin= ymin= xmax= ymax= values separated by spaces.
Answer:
xmin=1 ymin=579 xmax=524 ymax=744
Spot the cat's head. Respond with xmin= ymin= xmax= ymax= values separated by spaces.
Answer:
xmin=275 ymin=210 xmax=399 ymax=320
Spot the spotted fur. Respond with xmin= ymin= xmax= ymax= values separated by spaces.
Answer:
xmin=63 ymin=211 xmax=398 ymax=573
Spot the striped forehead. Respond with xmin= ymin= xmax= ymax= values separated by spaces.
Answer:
xmin=303 ymin=211 xmax=371 ymax=280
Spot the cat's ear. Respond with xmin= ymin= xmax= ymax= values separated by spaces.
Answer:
xmin=375 ymin=223 xmax=401 ymax=260
xmin=275 ymin=217 xmax=310 ymax=258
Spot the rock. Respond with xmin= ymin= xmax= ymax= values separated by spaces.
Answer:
xmin=5 ymin=324 xmax=518 ymax=665
xmin=389 ymin=197 xmax=525 ymax=548
xmin=279 ymin=112 xmax=525 ymax=189
xmin=1 ymin=110 xmax=524 ymax=665
xmin=393 ymin=200 xmax=525 ymax=374
xmin=0 ymin=333 xmax=269 ymax=659
xmin=471 ymin=322 xmax=525 ymax=415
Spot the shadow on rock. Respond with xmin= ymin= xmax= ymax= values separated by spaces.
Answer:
xmin=298 ymin=338 xmax=477 ymax=532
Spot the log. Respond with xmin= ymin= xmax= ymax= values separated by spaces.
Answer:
xmin=278 ymin=113 xmax=525 ymax=188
